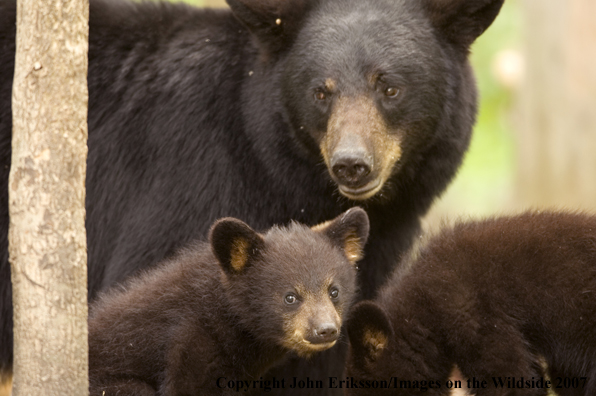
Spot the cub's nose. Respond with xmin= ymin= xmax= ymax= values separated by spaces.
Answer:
xmin=307 ymin=323 xmax=339 ymax=344
xmin=330 ymin=154 xmax=372 ymax=187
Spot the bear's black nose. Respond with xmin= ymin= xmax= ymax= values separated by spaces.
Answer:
xmin=309 ymin=323 xmax=339 ymax=344
xmin=331 ymin=155 xmax=371 ymax=187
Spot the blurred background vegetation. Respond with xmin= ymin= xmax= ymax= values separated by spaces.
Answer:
xmin=428 ymin=0 xmax=596 ymax=230
xmin=425 ymin=0 xmax=521 ymax=227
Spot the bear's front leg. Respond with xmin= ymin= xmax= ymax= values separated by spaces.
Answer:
xmin=454 ymin=320 xmax=549 ymax=396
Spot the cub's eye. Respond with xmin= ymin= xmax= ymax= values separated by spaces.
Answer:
xmin=384 ymin=87 xmax=400 ymax=98
xmin=285 ymin=293 xmax=298 ymax=305
xmin=314 ymin=90 xmax=327 ymax=101
xmin=329 ymin=288 xmax=339 ymax=300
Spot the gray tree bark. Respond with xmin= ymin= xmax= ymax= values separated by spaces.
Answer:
xmin=9 ymin=0 xmax=89 ymax=395
xmin=517 ymin=0 xmax=596 ymax=210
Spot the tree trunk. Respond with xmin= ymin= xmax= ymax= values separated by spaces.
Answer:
xmin=517 ymin=0 xmax=596 ymax=210
xmin=9 ymin=0 xmax=89 ymax=395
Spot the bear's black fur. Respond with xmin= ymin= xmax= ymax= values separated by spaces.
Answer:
xmin=0 ymin=0 xmax=503 ymax=387
xmin=89 ymin=208 xmax=369 ymax=395
xmin=347 ymin=211 xmax=596 ymax=395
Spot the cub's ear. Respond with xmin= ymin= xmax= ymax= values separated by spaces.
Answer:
xmin=312 ymin=207 xmax=370 ymax=265
xmin=422 ymin=0 xmax=504 ymax=48
xmin=347 ymin=301 xmax=393 ymax=365
xmin=210 ymin=218 xmax=265 ymax=275
xmin=226 ymin=0 xmax=312 ymax=55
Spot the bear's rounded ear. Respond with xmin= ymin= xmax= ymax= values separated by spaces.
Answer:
xmin=422 ymin=0 xmax=504 ymax=48
xmin=312 ymin=207 xmax=370 ymax=265
xmin=209 ymin=218 xmax=265 ymax=275
xmin=226 ymin=0 xmax=313 ymax=55
xmin=347 ymin=301 xmax=393 ymax=365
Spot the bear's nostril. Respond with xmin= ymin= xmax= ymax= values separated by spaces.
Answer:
xmin=353 ymin=164 xmax=368 ymax=178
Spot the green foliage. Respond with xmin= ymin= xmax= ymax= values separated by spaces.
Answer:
xmin=176 ymin=0 xmax=204 ymax=6
xmin=432 ymin=0 xmax=521 ymax=218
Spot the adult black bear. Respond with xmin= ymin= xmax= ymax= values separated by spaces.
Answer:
xmin=346 ymin=211 xmax=596 ymax=396
xmin=89 ymin=208 xmax=368 ymax=395
xmin=0 ymin=0 xmax=504 ymax=390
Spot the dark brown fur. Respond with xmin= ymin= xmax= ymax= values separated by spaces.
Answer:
xmin=346 ymin=211 xmax=596 ymax=395
xmin=89 ymin=208 xmax=369 ymax=395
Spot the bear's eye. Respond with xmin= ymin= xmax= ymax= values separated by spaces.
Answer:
xmin=329 ymin=288 xmax=339 ymax=300
xmin=384 ymin=87 xmax=400 ymax=98
xmin=284 ymin=293 xmax=298 ymax=305
xmin=314 ymin=90 xmax=327 ymax=101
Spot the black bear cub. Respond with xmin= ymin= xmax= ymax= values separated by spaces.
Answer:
xmin=89 ymin=208 xmax=369 ymax=395
xmin=346 ymin=211 xmax=596 ymax=396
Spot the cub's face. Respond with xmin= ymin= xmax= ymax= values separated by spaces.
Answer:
xmin=210 ymin=208 xmax=369 ymax=356
xmin=258 ymin=229 xmax=358 ymax=356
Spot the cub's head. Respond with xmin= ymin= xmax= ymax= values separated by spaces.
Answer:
xmin=345 ymin=301 xmax=447 ymax=395
xmin=210 ymin=207 xmax=369 ymax=356
xmin=227 ymin=0 xmax=503 ymax=201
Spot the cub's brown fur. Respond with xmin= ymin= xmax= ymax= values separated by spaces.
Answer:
xmin=347 ymin=211 xmax=596 ymax=395
xmin=89 ymin=208 xmax=369 ymax=395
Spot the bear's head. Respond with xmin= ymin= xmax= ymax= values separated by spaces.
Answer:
xmin=227 ymin=0 xmax=503 ymax=201
xmin=345 ymin=300 xmax=448 ymax=395
xmin=210 ymin=207 xmax=369 ymax=356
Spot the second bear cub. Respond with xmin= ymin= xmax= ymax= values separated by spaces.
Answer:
xmin=89 ymin=208 xmax=369 ymax=395
xmin=346 ymin=211 xmax=596 ymax=395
